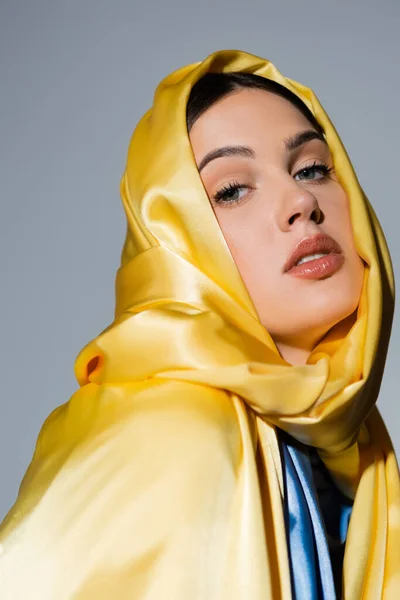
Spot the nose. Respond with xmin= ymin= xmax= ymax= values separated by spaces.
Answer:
xmin=276 ymin=182 xmax=324 ymax=232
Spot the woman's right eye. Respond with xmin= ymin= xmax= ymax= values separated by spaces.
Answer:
xmin=213 ymin=181 xmax=250 ymax=205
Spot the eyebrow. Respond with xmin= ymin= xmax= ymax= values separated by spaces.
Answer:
xmin=285 ymin=129 xmax=327 ymax=151
xmin=197 ymin=129 xmax=327 ymax=172
xmin=198 ymin=145 xmax=255 ymax=172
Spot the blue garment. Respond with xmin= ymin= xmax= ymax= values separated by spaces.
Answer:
xmin=278 ymin=430 xmax=353 ymax=600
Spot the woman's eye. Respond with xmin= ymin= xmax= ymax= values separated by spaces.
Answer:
xmin=294 ymin=162 xmax=334 ymax=183
xmin=213 ymin=182 xmax=250 ymax=205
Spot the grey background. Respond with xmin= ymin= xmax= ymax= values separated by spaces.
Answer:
xmin=1 ymin=0 xmax=399 ymax=520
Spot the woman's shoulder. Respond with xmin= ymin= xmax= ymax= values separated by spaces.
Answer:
xmin=0 ymin=378 xmax=241 ymax=537
xmin=0 ymin=379 xmax=243 ymax=599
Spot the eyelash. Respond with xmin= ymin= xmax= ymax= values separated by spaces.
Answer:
xmin=295 ymin=161 xmax=335 ymax=183
xmin=212 ymin=161 xmax=335 ymax=205
xmin=213 ymin=179 xmax=249 ymax=205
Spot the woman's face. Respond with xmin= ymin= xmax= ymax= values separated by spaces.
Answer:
xmin=189 ymin=88 xmax=365 ymax=363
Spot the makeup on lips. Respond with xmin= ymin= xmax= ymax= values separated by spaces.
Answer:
xmin=283 ymin=233 xmax=344 ymax=280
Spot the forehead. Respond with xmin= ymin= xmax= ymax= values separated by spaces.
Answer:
xmin=189 ymin=88 xmax=313 ymax=153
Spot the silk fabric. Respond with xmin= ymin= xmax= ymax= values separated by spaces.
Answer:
xmin=0 ymin=49 xmax=399 ymax=599
xmin=279 ymin=429 xmax=353 ymax=598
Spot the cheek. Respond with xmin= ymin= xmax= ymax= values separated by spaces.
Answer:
xmin=215 ymin=211 xmax=276 ymax=284
xmin=320 ymin=188 xmax=359 ymax=258
xmin=319 ymin=183 xmax=349 ymax=225
xmin=226 ymin=236 xmax=267 ymax=283
xmin=221 ymin=225 xmax=282 ymax=316
xmin=317 ymin=187 xmax=365 ymax=289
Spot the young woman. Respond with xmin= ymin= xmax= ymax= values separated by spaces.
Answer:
xmin=0 ymin=49 xmax=398 ymax=599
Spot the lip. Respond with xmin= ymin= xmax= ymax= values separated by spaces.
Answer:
xmin=283 ymin=233 xmax=344 ymax=280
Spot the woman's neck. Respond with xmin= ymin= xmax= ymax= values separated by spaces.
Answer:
xmin=274 ymin=341 xmax=312 ymax=366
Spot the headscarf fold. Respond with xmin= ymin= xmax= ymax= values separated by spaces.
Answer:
xmin=0 ymin=49 xmax=398 ymax=599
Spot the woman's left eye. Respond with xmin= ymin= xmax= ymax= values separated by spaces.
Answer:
xmin=294 ymin=161 xmax=334 ymax=183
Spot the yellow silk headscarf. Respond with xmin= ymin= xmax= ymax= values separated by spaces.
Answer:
xmin=0 ymin=49 xmax=399 ymax=599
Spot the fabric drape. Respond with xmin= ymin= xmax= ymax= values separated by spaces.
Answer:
xmin=279 ymin=429 xmax=353 ymax=598
xmin=0 ymin=49 xmax=398 ymax=599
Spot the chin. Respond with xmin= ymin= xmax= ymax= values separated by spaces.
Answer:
xmin=297 ymin=286 xmax=360 ymax=341
xmin=262 ymin=274 xmax=363 ymax=345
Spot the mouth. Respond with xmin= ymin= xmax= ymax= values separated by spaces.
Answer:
xmin=283 ymin=233 xmax=344 ymax=280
